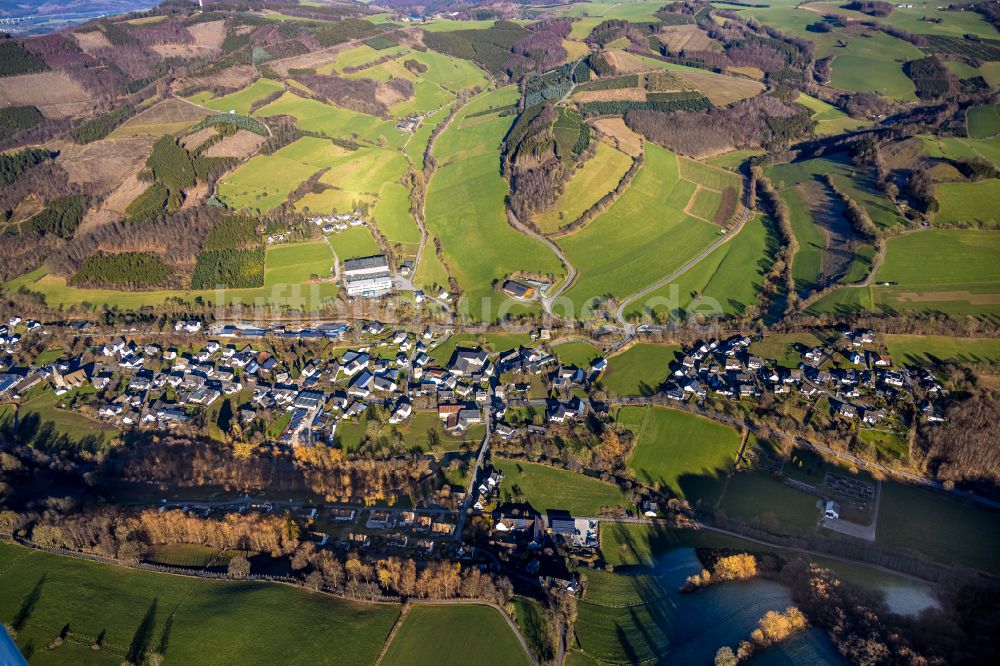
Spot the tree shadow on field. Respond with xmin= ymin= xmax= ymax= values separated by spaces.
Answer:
xmin=157 ymin=613 xmax=174 ymax=655
xmin=126 ymin=599 xmax=158 ymax=665
xmin=13 ymin=574 xmax=45 ymax=631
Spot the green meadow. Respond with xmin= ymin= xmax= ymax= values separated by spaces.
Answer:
xmin=557 ymin=144 xmax=720 ymax=316
xmin=381 ymin=605 xmax=531 ymax=666
xmin=534 ymin=140 xmax=633 ymax=233
xmin=327 ymin=226 xmax=381 ymax=260
xmin=627 ymin=214 xmax=776 ymax=319
xmin=808 ymin=229 xmax=1000 ymax=319
xmin=423 ymin=86 xmax=564 ymax=322
xmin=494 ymin=459 xmax=630 ymax=515
xmin=601 ymin=343 xmax=680 ymax=396
xmin=885 ymin=334 xmax=1000 ymax=366
xmin=795 ymin=92 xmax=866 ymax=136
xmin=253 ymin=92 xmax=405 ymax=148
xmin=967 ymin=104 xmax=1000 ymax=139
xmin=193 ymin=78 xmax=285 ymax=115
xmin=621 ymin=406 xmax=742 ymax=504
xmin=876 ymin=482 xmax=1000 ymax=575
xmin=553 ymin=340 xmax=603 ymax=369
xmin=0 ymin=542 xmax=398 ymax=666
xmin=934 ymin=179 xmax=1000 ymax=228
xmin=218 ymin=154 xmax=318 ymax=212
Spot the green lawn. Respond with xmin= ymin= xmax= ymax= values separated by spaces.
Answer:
xmin=264 ymin=241 xmax=334 ymax=286
xmin=601 ymin=343 xmax=679 ymax=396
xmin=795 ymin=92 xmax=866 ymax=136
xmin=429 ymin=332 xmax=534 ymax=365
xmin=876 ymin=229 xmax=1000 ymax=292
xmin=749 ymin=332 xmax=826 ymax=369
xmin=829 ymin=33 xmax=919 ymax=101
xmin=0 ymin=541 xmax=398 ymax=666
xmin=934 ymin=179 xmax=1000 ymax=228
xmin=218 ymin=154 xmax=319 ymax=212
xmin=553 ymin=340 xmax=602 ymax=369
xmin=327 ymin=226 xmax=381 ymax=260
xmin=271 ymin=135 xmax=350 ymax=167
xmin=534 ymin=140 xmax=633 ymax=233
xmin=622 ymin=406 xmax=741 ymax=503
xmin=195 ymin=78 xmax=285 ymax=115
xmin=885 ymin=334 xmax=1000 ymax=366
xmin=424 ymin=86 xmax=564 ymax=322
xmin=876 ymin=482 xmax=1000 ymax=575
xmin=557 ymin=144 xmax=720 ymax=316
xmin=253 ymin=92 xmax=405 ymax=148
xmin=718 ymin=471 xmax=820 ymax=535
xmin=494 ymin=459 xmax=630 ymax=515
xmin=581 ymin=568 xmax=666 ymax=606
xmin=18 ymin=389 xmax=119 ymax=445
xmin=967 ymin=104 xmax=1000 ymax=139
xmin=381 ymin=605 xmax=531 ymax=666
xmin=374 ymin=182 xmax=421 ymax=244
xmin=628 ymin=214 xmax=776 ymax=319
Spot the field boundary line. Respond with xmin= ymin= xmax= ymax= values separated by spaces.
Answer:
xmin=373 ymin=602 xmax=410 ymax=666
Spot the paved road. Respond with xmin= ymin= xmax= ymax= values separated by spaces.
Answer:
xmin=454 ymin=402 xmax=493 ymax=543
xmin=613 ymin=198 xmax=753 ymax=337
xmin=505 ymin=208 xmax=577 ymax=318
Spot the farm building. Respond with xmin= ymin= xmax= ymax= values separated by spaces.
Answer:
xmin=502 ymin=279 xmax=535 ymax=299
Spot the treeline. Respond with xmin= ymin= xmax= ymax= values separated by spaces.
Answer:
xmin=106 ymin=436 xmax=433 ymax=504
xmin=578 ymin=92 xmax=712 ymax=117
xmin=0 ymin=106 xmax=44 ymax=143
xmin=904 ymin=56 xmax=957 ymax=100
xmin=753 ymin=169 xmax=798 ymax=313
xmin=842 ymin=1 xmax=893 ymax=17
xmin=69 ymin=252 xmax=175 ymax=289
xmin=24 ymin=507 xmax=298 ymax=561
xmin=0 ymin=148 xmax=52 ymax=188
xmin=190 ymin=247 xmax=265 ymax=290
xmin=503 ymin=103 xmax=566 ymax=222
xmin=21 ymin=195 xmax=87 ymax=238
xmin=0 ymin=40 xmax=49 ymax=76
xmin=47 ymin=206 xmax=223 ymax=278
xmin=69 ymin=106 xmax=135 ymax=144
xmin=625 ymin=95 xmax=812 ymax=158
xmin=822 ymin=174 xmax=878 ymax=239
xmin=192 ymin=113 xmax=270 ymax=137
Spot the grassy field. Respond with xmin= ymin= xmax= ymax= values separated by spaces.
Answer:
xmin=704 ymin=149 xmax=765 ymax=170
xmin=557 ymin=144 xmax=720 ymax=316
xmin=327 ymin=226 xmax=381 ymax=260
xmin=534 ymin=140 xmax=633 ymax=233
xmin=263 ymin=241 xmax=334 ymax=286
xmin=553 ymin=340 xmax=602 ymax=369
xmin=967 ymin=104 xmax=1000 ymax=139
xmin=494 ymin=459 xmax=630 ymax=515
xmin=218 ymin=154 xmax=318 ymax=212
xmin=621 ymin=406 xmax=741 ymax=504
xmin=749 ymin=332 xmax=826 ymax=368
xmin=374 ymin=182 xmax=421 ymax=244
xmin=424 ymin=86 xmax=564 ymax=321
xmin=718 ymin=471 xmax=820 ymax=534
xmin=271 ymin=135 xmax=349 ymax=167
xmin=876 ymin=482 xmax=1000 ymax=575
xmin=253 ymin=92 xmax=405 ymax=148
xmin=627 ymin=214 xmax=776 ymax=319
xmin=16 ymin=389 xmax=119 ymax=445
xmin=769 ymin=154 xmax=904 ymax=229
xmin=934 ymin=179 xmax=1000 ymax=228
xmin=195 ymin=78 xmax=285 ymax=115
xmin=0 ymin=541 xmax=398 ymax=665
xmin=381 ymin=605 xmax=531 ymax=666
xmin=600 ymin=343 xmax=680 ymax=396
xmin=795 ymin=92 xmax=866 ymax=136
xmin=885 ymin=334 xmax=1000 ymax=366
